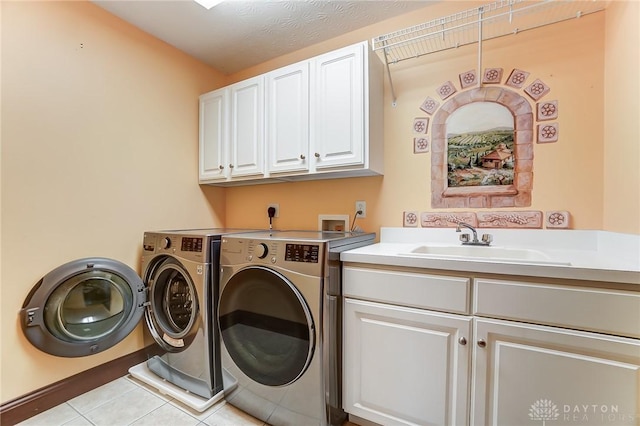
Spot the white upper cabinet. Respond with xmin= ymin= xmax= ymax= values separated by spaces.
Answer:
xmin=266 ymin=61 xmax=310 ymax=174
xmin=309 ymin=41 xmax=383 ymax=177
xmin=228 ymin=76 xmax=264 ymax=178
xmin=199 ymin=77 xmax=265 ymax=183
xmin=311 ymin=43 xmax=365 ymax=170
xmin=199 ymin=41 xmax=383 ymax=186
xmin=199 ymin=89 xmax=228 ymax=182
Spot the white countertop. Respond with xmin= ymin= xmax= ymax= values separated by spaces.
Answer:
xmin=341 ymin=228 xmax=640 ymax=285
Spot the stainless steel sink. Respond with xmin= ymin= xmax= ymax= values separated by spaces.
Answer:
xmin=401 ymin=245 xmax=571 ymax=266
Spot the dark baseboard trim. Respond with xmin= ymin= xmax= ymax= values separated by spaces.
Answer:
xmin=0 ymin=346 xmax=162 ymax=426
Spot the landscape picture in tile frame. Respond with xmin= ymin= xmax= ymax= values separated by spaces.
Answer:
xmin=445 ymin=102 xmax=515 ymax=188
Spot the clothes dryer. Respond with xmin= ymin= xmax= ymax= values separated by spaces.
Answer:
xmin=20 ymin=228 xmax=254 ymax=404
xmin=218 ymin=230 xmax=375 ymax=426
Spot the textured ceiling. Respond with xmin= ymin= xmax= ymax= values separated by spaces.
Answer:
xmin=92 ymin=0 xmax=434 ymax=74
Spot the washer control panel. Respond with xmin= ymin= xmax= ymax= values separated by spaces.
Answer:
xmin=142 ymin=232 xmax=207 ymax=263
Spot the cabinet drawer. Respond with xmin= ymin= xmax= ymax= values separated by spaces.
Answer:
xmin=474 ymin=279 xmax=640 ymax=338
xmin=343 ymin=266 xmax=470 ymax=314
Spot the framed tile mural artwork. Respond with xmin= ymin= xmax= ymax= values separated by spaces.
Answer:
xmin=431 ymin=86 xmax=535 ymax=209
xmin=425 ymin=68 xmax=557 ymax=209
xmin=446 ymin=102 xmax=515 ymax=188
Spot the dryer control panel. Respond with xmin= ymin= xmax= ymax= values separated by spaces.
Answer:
xmin=221 ymin=237 xmax=326 ymax=277
xmin=285 ymin=244 xmax=319 ymax=263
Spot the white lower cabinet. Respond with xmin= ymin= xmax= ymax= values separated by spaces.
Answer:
xmin=343 ymin=298 xmax=471 ymax=426
xmin=472 ymin=318 xmax=640 ymax=426
xmin=342 ymin=266 xmax=640 ymax=426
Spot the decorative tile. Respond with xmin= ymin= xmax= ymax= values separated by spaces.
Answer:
xmin=413 ymin=137 xmax=429 ymax=154
xmin=413 ymin=117 xmax=429 ymax=134
xmin=524 ymin=78 xmax=551 ymax=101
xmin=403 ymin=211 xmax=419 ymax=227
xmin=459 ymin=69 xmax=477 ymax=89
xmin=546 ymin=211 xmax=571 ymax=229
xmin=436 ymin=81 xmax=457 ymax=100
xmin=537 ymin=100 xmax=558 ymax=121
xmin=537 ymin=123 xmax=559 ymax=143
xmin=505 ymin=68 xmax=530 ymax=89
xmin=419 ymin=96 xmax=440 ymax=115
xmin=420 ymin=212 xmax=477 ymax=228
xmin=482 ymin=67 xmax=503 ymax=84
xmin=477 ymin=211 xmax=543 ymax=228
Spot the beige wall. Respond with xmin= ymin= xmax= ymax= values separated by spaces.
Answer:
xmin=1 ymin=1 xmax=226 ymax=402
xmin=225 ymin=2 xmax=636 ymax=234
xmin=1 ymin=0 xmax=638 ymax=406
xmin=603 ymin=1 xmax=640 ymax=233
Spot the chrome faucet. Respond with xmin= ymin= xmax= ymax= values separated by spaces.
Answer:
xmin=456 ymin=222 xmax=492 ymax=246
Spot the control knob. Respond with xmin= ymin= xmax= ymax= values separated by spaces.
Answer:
xmin=160 ymin=237 xmax=171 ymax=249
xmin=254 ymin=243 xmax=269 ymax=259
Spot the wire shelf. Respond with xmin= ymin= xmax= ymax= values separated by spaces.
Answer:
xmin=373 ymin=0 xmax=608 ymax=64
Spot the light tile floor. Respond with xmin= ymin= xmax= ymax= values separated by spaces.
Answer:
xmin=17 ymin=375 xmax=266 ymax=426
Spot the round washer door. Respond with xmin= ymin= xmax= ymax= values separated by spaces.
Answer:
xmin=20 ymin=258 xmax=146 ymax=357
xmin=218 ymin=266 xmax=315 ymax=387
xmin=144 ymin=257 xmax=201 ymax=352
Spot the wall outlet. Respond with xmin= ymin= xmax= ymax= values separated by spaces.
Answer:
xmin=355 ymin=200 xmax=366 ymax=218
xmin=267 ymin=203 xmax=279 ymax=218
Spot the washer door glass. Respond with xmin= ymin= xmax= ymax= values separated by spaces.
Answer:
xmin=45 ymin=270 xmax=132 ymax=341
xmin=145 ymin=258 xmax=200 ymax=352
xmin=20 ymin=258 xmax=145 ymax=357
xmin=218 ymin=266 xmax=315 ymax=387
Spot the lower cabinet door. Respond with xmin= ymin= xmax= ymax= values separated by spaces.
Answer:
xmin=472 ymin=318 xmax=640 ymax=426
xmin=343 ymin=298 xmax=471 ymax=426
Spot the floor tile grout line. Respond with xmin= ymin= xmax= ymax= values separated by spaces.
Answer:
xmin=123 ymin=379 xmax=213 ymax=426
xmin=68 ymin=377 xmax=140 ymax=416
xmin=20 ymin=374 xmax=262 ymax=426
xmin=66 ymin=402 xmax=87 ymax=425
xmin=77 ymin=379 xmax=164 ymax=425
xmin=124 ymin=400 xmax=163 ymax=426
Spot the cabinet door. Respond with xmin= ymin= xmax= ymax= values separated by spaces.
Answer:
xmin=229 ymin=76 xmax=264 ymax=177
xmin=199 ymin=89 xmax=228 ymax=181
xmin=344 ymin=298 xmax=471 ymax=426
xmin=312 ymin=43 xmax=364 ymax=170
xmin=472 ymin=318 xmax=640 ymax=426
xmin=266 ymin=61 xmax=310 ymax=174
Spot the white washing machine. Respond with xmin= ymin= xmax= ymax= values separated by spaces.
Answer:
xmin=218 ymin=230 xmax=375 ymax=426
xmin=20 ymin=228 xmax=254 ymax=408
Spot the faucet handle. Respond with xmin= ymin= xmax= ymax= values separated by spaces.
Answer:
xmin=459 ymin=233 xmax=470 ymax=243
xmin=481 ymin=234 xmax=493 ymax=244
